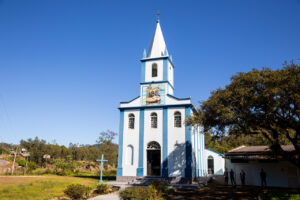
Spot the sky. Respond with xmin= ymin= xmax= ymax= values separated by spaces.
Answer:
xmin=0 ymin=0 xmax=299 ymax=146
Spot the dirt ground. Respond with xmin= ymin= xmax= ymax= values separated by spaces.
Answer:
xmin=168 ymin=185 xmax=261 ymax=200
xmin=168 ymin=184 xmax=299 ymax=200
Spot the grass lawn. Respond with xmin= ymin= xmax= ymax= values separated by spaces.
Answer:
xmin=0 ymin=175 xmax=99 ymax=200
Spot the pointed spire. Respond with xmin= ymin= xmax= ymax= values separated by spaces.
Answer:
xmin=147 ymin=14 xmax=168 ymax=58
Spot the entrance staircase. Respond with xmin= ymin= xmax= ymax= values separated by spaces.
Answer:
xmin=108 ymin=176 xmax=211 ymax=190
xmin=129 ymin=176 xmax=210 ymax=189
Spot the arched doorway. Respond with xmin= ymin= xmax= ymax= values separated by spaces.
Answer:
xmin=147 ymin=141 xmax=161 ymax=176
xmin=207 ymin=156 xmax=214 ymax=175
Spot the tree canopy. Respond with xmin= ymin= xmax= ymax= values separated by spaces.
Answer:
xmin=188 ymin=62 xmax=300 ymax=167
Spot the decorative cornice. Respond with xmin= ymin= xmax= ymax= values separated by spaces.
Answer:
xmin=120 ymin=96 xmax=140 ymax=104
xmin=140 ymin=56 xmax=175 ymax=68
xmin=119 ymin=103 xmax=193 ymax=111
xmin=140 ymin=81 xmax=174 ymax=90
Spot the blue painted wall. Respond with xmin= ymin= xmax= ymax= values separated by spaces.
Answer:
xmin=162 ymin=107 xmax=168 ymax=177
xmin=163 ymin=58 xmax=168 ymax=82
xmin=141 ymin=62 xmax=145 ymax=83
xmin=185 ymin=107 xmax=192 ymax=178
xmin=117 ymin=110 xmax=124 ymax=176
xmin=137 ymin=109 xmax=144 ymax=176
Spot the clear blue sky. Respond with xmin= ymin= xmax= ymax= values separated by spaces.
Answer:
xmin=0 ymin=0 xmax=299 ymax=146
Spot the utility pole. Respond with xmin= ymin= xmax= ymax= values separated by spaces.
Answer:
xmin=11 ymin=146 xmax=18 ymax=175
xmin=23 ymin=153 xmax=30 ymax=175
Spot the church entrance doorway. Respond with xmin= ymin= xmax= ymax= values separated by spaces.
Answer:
xmin=146 ymin=141 xmax=161 ymax=176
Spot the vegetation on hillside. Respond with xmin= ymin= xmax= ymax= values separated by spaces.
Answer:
xmin=0 ymin=130 xmax=118 ymax=176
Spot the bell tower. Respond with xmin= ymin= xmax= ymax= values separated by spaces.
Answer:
xmin=140 ymin=18 xmax=175 ymax=106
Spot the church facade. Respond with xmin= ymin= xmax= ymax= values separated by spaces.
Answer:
xmin=117 ymin=19 xmax=223 ymax=180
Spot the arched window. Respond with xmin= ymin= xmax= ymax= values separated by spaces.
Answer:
xmin=126 ymin=145 xmax=134 ymax=165
xmin=128 ymin=114 xmax=135 ymax=129
xmin=152 ymin=63 xmax=157 ymax=77
xmin=208 ymin=156 xmax=214 ymax=175
xmin=151 ymin=112 xmax=157 ymax=128
xmin=174 ymin=111 xmax=181 ymax=127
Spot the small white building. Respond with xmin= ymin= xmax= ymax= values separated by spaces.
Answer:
xmin=225 ymin=145 xmax=300 ymax=188
xmin=116 ymin=18 xmax=224 ymax=181
xmin=204 ymin=148 xmax=225 ymax=175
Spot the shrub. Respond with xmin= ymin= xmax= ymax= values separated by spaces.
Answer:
xmin=149 ymin=180 xmax=164 ymax=193
xmin=45 ymin=168 xmax=52 ymax=174
xmin=95 ymin=184 xmax=110 ymax=194
xmin=64 ymin=184 xmax=91 ymax=200
xmin=103 ymin=168 xmax=117 ymax=177
xmin=28 ymin=162 xmax=37 ymax=170
xmin=56 ymin=170 xmax=71 ymax=176
xmin=119 ymin=186 xmax=158 ymax=200
xmin=17 ymin=160 xmax=26 ymax=167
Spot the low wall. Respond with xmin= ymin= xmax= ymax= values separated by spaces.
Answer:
xmin=226 ymin=159 xmax=300 ymax=188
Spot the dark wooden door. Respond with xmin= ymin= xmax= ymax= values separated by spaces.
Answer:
xmin=147 ymin=150 xmax=161 ymax=176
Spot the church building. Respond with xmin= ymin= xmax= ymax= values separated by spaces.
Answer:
xmin=116 ymin=18 xmax=224 ymax=181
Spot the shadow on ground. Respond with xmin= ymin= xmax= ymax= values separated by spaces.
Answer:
xmin=74 ymin=175 xmax=116 ymax=181
xmin=167 ymin=183 xmax=300 ymax=200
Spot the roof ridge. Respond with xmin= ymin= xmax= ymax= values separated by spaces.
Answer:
xmin=228 ymin=145 xmax=246 ymax=152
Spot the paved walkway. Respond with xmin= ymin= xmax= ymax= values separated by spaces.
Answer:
xmin=88 ymin=192 xmax=120 ymax=200
xmin=88 ymin=181 xmax=130 ymax=200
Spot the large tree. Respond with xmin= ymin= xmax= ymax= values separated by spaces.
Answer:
xmin=96 ymin=130 xmax=118 ymax=167
xmin=187 ymin=62 xmax=300 ymax=167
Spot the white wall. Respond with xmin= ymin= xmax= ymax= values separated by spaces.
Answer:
xmin=204 ymin=148 xmax=225 ymax=175
xmin=120 ymin=97 xmax=141 ymax=108
xmin=226 ymin=159 xmax=300 ymax=188
xmin=168 ymin=62 xmax=174 ymax=86
xmin=167 ymin=107 xmax=186 ymax=177
xmin=167 ymin=84 xmax=174 ymax=95
xmin=122 ymin=110 xmax=140 ymax=176
xmin=143 ymin=108 xmax=163 ymax=176
xmin=145 ymin=60 xmax=163 ymax=82
xmin=165 ymin=95 xmax=191 ymax=105
xmin=192 ymin=126 xmax=206 ymax=177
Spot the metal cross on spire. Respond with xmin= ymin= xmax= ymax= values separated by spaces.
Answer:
xmin=157 ymin=11 xmax=160 ymax=23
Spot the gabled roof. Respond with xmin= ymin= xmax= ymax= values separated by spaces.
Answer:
xmin=227 ymin=145 xmax=295 ymax=154
xmin=147 ymin=20 xmax=168 ymax=58
xmin=225 ymin=145 xmax=296 ymax=161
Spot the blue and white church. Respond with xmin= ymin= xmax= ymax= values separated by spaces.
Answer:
xmin=117 ymin=18 xmax=224 ymax=181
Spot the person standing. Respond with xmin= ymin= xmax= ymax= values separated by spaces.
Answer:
xmin=260 ymin=168 xmax=267 ymax=188
xmin=240 ymin=170 xmax=246 ymax=186
xmin=224 ymin=168 xmax=229 ymax=185
xmin=230 ymin=169 xmax=236 ymax=186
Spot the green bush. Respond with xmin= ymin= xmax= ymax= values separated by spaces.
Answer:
xmin=64 ymin=184 xmax=91 ymax=200
xmin=95 ymin=184 xmax=110 ymax=194
xmin=119 ymin=186 xmax=160 ymax=200
xmin=27 ymin=162 xmax=37 ymax=170
xmin=149 ymin=180 xmax=164 ymax=193
xmin=17 ymin=160 xmax=26 ymax=167
xmin=103 ymin=168 xmax=117 ymax=177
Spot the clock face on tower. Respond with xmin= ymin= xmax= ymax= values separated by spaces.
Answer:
xmin=141 ymin=84 xmax=165 ymax=106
